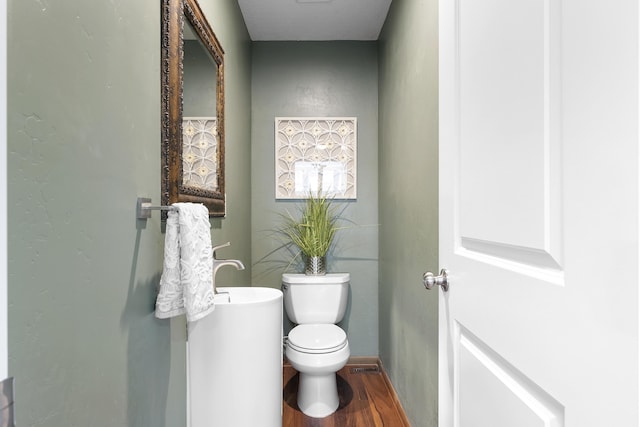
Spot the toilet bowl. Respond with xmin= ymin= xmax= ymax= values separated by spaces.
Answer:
xmin=286 ymin=324 xmax=350 ymax=417
xmin=282 ymin=273 xmax=350 ymax=418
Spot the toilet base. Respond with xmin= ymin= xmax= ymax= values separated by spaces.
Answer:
xmin=298 ymin=372 xmax=339 ymax=418
xmin=286 ymin=342 xmax=350 ymax=418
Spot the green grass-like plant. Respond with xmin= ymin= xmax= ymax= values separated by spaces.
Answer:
xmin=280 ymin=193 xmax=339 ymax=258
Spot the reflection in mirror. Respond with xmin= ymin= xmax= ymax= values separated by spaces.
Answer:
xmin=183 ymin=19 xmax=217 ymax=118
xmin=183 ymin=19 xmax=219 ymax=193
xmin=161 ymin=0 xmax=225 ymax=216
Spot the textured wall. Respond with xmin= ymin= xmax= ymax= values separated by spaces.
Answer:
xmin=198 ymin=0 xmax=253 ymax=284
xmin=250 ymin=42 xmax=379 ymax=356
xmin=378 ymin=0 xmax=440 ymax=425
xmin=0 ymin=0 xmax=7 ymax=380
xmin=7 ymin=1 xmax=251 ymax=426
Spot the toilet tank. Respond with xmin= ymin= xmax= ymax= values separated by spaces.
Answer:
xmin=282 ymin=273 xmax=350 ymax=324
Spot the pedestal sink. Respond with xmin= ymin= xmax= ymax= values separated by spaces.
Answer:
xmin=187 ymin=287 xmax=283 ymax=427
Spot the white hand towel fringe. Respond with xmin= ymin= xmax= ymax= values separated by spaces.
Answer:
xmin=155 ymin=203 xmax=215 ymax=322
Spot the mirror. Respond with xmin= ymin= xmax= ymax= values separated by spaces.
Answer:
xmin=161 ymin=0 xmax=225 ymax=216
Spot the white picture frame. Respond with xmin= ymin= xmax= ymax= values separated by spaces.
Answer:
xmin=275 ymin=117 xmax=357 ymax=199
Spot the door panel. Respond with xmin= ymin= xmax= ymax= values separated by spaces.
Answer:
xmin=458 ymin=326 xmax=563 ymax=427
xmin=458 ymin=0 xmax=563 ymax=275
xmin=439 ymin=0 xmax=639 ymax=425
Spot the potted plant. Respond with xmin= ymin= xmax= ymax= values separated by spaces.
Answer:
xmin=280 ymin=193 xmax=339 ymax=275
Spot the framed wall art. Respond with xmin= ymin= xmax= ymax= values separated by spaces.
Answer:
xmin=275 ymin=117 xmax=357 ymax=200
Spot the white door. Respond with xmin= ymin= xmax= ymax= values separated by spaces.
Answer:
xmin=438 ymin=0 xmax=639 ymax=426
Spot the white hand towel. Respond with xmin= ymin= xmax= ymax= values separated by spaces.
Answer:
xmin=155 ymin=203 xmax=215 ymax=322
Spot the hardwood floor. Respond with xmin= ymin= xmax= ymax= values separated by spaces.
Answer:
xmin=283 ymin=359 xmax=411 ymax=427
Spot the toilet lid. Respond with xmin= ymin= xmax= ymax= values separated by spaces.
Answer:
xmin=288 ymin=324 xmax=347 ymax=354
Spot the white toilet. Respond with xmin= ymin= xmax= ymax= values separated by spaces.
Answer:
xmin=282 ymin=273 xmax=350 ymax=418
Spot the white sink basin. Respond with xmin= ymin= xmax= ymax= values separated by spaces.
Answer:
xmin=187 ymin=287 xmax=283 ymax=427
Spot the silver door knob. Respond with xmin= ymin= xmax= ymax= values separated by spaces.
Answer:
xmin=423 ymin=269 xmax=449 ymax=292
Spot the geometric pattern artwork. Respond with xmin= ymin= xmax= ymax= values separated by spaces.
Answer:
xmin=182 ymin=117 xmax=218 ymax=192
xmin=275 ymin=117 xmax=357 ymax=199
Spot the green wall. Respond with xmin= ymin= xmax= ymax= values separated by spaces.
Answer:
xmin=199 ymin=1 xmax=253 ymax=286
xmin=7 ymin=0 xmax=251 ymax=425
xmin=250 ymin=42 xmax=379 ymax=356
xmin=378 ymin=0 xmax=440 ymax=425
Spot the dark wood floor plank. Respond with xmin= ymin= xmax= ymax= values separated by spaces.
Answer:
xmin=283 ymin=361 xmax=411 ymax=427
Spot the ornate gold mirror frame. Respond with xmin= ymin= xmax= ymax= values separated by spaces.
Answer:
xmin=161 ymin=0 xmax=225 ymax=217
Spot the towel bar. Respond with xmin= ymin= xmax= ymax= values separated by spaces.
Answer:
xmin=136 ymin=197 xmax=177 ymax=219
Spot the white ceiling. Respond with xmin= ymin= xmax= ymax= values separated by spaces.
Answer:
xmin=237 ymin=0 xmax=393 ymax=41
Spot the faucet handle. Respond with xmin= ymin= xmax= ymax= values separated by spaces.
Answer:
xmin=212 ymin=242 xmax=231 ymax=259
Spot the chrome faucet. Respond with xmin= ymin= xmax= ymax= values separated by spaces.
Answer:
xmin=211 ymin=242 xmax=245 ymax=295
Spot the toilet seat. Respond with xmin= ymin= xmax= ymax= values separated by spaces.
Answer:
xmin=288 ymin=324 xmax=347 ymax=354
